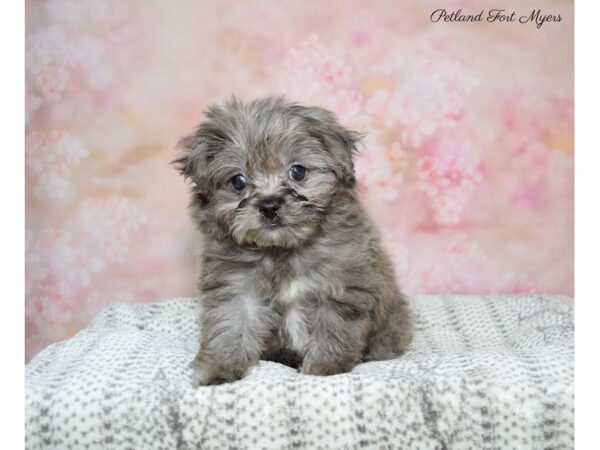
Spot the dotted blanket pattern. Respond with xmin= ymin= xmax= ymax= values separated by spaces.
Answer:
xmin=25 ymin=295 xmax=574 ymax=449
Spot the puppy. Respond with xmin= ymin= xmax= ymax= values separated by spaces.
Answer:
xmin=174 ymin=97 xmax=413 ymax=386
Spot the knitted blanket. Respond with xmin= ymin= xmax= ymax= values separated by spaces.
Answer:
xmin=25 ymin=295 xmax=574 ymax=450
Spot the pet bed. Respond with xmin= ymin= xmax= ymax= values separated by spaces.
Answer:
xmin=25 ymin=295 xmax=574 ymax=449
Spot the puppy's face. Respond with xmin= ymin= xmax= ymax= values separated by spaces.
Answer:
xmin=174 ymin=97 xmax=360 ymax=248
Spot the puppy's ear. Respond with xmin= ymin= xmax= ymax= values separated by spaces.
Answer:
xmin=172 ymin=134 xmax=205 ymax=182
xmin=296 ymin=105 xmax=362 ymax=186
xmin=172 ymin=114 xmax=229 ymax=191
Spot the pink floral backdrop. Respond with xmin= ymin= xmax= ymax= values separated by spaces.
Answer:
xmin=25 ymin=0 xmax=574 ymax=360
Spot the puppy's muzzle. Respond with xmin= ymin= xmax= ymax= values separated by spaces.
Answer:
xmin=258 ymin=197 xmax=283 ymax=220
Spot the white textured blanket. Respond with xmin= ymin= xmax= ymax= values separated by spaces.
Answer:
xmin=25 ymin=295 xmax=574 ymax=450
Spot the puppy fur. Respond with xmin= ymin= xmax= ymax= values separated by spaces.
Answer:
xmin=174 ymin=97 xmax=413 ymax=386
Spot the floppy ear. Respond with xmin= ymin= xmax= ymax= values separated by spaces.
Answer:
xmin=172 ymin=134 xmax=205 ymax=182
xmin=172 ymin=113 xmax=230 ymax=191
xmin=295 ymin=105 xmax=362 ymax=186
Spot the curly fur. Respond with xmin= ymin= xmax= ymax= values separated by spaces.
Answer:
xmin=174 ymin=96 xmax=413 ymax=386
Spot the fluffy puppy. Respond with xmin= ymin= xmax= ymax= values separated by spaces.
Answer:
xmin=174 ymin=97 xmax=413 ymax=386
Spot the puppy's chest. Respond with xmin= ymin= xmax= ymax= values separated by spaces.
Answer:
xmin=260 ymin=258 xmax=314 ymax=351
xmin=277 ymin=281 xmax=312 ymax=352
xmin=258 ymin=255 xmax=310 ymax=304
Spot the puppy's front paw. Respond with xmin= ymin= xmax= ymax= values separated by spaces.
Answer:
xmin=300 ymin=360 xmax=355 ymax=376
xmin=190 ymin=356 xmax=247 ymax=387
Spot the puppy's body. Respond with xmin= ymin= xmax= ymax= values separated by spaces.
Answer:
xmin=175 ymin=97 xmax=412 ymax=385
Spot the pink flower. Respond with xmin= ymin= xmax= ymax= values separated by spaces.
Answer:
xmin=355 ymin=134 xmax=405 ymax=201
xmin=417 ymin=154 xmax=483 ymax=225
xmin=26 ymin=196 xmax=147 ymax=316
xmin=26 ymin=131 xmax=88 ymax=201
xmin=366 ymin=89 xmax=391 ymax=125
xmin=326 ymin=89 xmax=363 ymax=123
xmin=35 ymin=66 xmax=69 ymax=101
xmin=26 ymin=130 xmax=86 ymax=173
xmin=280 ymin=34 xmax=354 ymax=101
xmin=77 ymin=196 xmax=147 ymax=264
xmin=366 ymin=59 xmax=477 ymax=148
xmin=56 ymin=133 xmax=89 ymax=165
xmin=34 ymin=171 xmax=71 ymax=201
xmin=46 ymin=231 xmax=105 ymax=295
xmin=26 ymin=25 xmax=76 ymax=70
xmin=319 ymin=59 xmax=352 ymax=88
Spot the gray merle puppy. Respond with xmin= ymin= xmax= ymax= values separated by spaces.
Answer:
xmin=174 ymin=97 xmax=413 ymax=386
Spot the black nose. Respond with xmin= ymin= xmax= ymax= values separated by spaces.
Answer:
xmin=258 ymin=197 xmax=282 ymax=220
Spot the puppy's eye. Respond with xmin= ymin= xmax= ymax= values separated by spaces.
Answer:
xmin=289 ymin=165 xmax=306 ymax=181
xmin=231 ymin=174 xmax=247 ymax=190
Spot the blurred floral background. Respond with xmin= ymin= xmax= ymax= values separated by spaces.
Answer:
xmin=25 ymin=0 xmax=573 ymax=360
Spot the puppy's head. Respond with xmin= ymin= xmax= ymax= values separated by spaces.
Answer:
xmin=173 ymin=96 xmax=361 ymax=248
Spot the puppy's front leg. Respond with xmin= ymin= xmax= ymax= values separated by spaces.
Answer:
xmin=301 ymin=295 xmax=372 ymax=376
xmin=191 ymin=295 xmax=276 ymax=386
